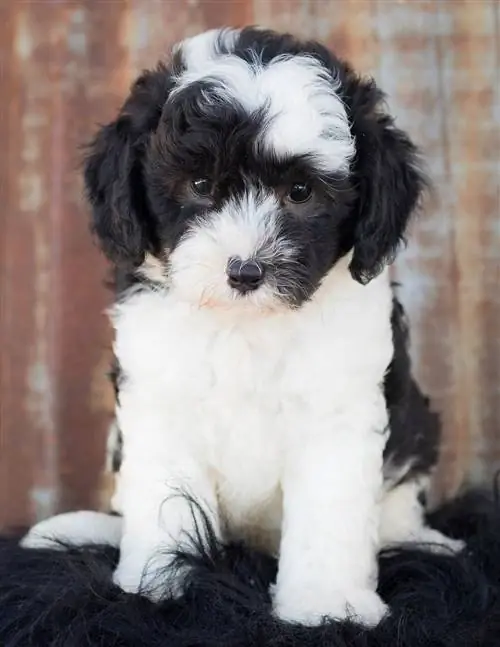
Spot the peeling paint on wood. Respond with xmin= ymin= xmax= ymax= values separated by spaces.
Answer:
xmin=0 ymin=0 xmax=498 ymax=529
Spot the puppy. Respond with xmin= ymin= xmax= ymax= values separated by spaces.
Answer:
xmin=23 ymin=27 xmax=462 ymax=626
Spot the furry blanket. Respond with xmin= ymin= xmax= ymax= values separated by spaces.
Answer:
xmin=1 ymin=492 xmax=500 ymax=646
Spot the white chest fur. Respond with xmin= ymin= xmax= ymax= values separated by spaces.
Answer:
xmin=112 ymin=260 xmax=394 ymax=544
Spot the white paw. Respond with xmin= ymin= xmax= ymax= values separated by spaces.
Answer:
xmin=21 ymin=528 xmax=65 ymax=550
xmin=112 ymin=563 xmax=144 ymax=596
xmin=112 ymin=557 xmax=186 ymax=601
xmin=386 ymin=529 xmax=466 ymax=555
xmin=20 ymin=511 xmax=122 ymax=550
xmin=419 ymin=532 xmax=465 ymax=555
xmin=273 ymin=587 xmax=388 ymax=627
xmin=446 ymin=537 xmax=466 ymax=553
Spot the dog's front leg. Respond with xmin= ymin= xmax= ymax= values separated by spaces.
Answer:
xmin=114 ymin=453 xmax=218 ymax=600
xmin=112 ymin=389 xmax=218 ymax=600
xmin=273 ymin=410 xmax=388 ymax=626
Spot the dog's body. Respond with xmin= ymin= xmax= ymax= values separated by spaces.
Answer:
xmin=104 ymin=264 xmax=460 ymax=626
xmin=22 ymin=27 xmax=462 ymax=626
xmin=112 ymin=255 xmax=392 ymax=624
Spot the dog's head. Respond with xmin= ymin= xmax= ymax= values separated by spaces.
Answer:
xmin=84 ymin=27 xmax=426 ymax=311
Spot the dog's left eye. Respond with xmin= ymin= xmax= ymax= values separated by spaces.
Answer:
xmin=191 ymin=178 xmax=213 ymax=197
xmin=287 ymin=183 xmax=313 ymax=204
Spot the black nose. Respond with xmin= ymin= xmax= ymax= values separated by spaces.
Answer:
xmin=227 ymin=257 xmax=265 ymax=293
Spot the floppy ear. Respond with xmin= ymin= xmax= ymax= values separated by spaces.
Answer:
xmin=83 ymin=65 xmax=173 ymax=266
xmin=346 ymin=77 xmax=427 ymax=284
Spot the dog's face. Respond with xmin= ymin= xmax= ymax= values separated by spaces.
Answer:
xmin=85 ymin=27 xmax=426 ymax=311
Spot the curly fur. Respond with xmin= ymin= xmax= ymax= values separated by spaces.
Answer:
xmin=4 ymin=491 xmax=500 ymax=646
xmin=77 ymin=27 xmax=450 ymax=624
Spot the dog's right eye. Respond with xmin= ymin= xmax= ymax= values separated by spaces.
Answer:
xmin=287 ymin=182 xmax=313 ymax=204
xmin=191 ymin=179 xmax=213 ymax=197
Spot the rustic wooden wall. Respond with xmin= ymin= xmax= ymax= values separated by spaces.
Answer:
xmin=0 ymin=0 xmax=498 ymax=529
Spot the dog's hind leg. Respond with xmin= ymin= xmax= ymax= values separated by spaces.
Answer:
xmin=20 ymin=511 xmax=123 ymax=550
xmin=379 ymin=478 xmax=464 ymax=553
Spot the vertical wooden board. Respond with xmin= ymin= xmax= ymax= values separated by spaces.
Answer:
xmin=125 ymin=0 xmax=195 ymax=76
xmin=310 ymin=0 xmax=380 ymax=71
xmin=0 ymin=1 xmax=130 ymax=528
xmin=0 ymin=3 xmax=37 ymax=530
xmin=367 ymin=1 xmax=462 ymax=497
xmin=253 ymin=0 xmax=313 ymax=39
xmin=439 ymin=0 xmax=500 ymax=487
xmin=54 ymin=1 xmax=130 ymax=513
xmin=484 ymin=1 xmax=500 ymax=472
xmin=429 ymin=0 xmax=499 ymax=494
xmin=125 ymin=0 xmax=254 ymax=79
xmin=371 ymin=0 xmax=500 ymax=497
xmin=196 ymin=0 xmax=254 ymax=31
xmin=1 ymin=3 xmax=73 ymax=526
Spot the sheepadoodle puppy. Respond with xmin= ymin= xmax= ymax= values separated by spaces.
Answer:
xmin=22 ymin=27 xmax=463 ymax=626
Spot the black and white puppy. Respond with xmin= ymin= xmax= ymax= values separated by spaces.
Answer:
xmin=22 ymin=27 xmax=462 ymax=626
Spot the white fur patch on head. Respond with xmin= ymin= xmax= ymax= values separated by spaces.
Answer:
xmin=175 ymin=27 xmax=241 ymax=70
xmin=172 ymin=29 xmax=355 ymax=174
xmin=168 ymin=189 xmax=293 ymax=310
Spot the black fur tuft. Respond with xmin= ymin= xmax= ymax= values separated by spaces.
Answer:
xmin=383 ymin=292 xmax=441 ymax=485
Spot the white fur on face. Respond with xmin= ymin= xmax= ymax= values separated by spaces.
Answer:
xmin=173 ymin=29 xmax=355 ymax=174
xmin=168 ymin=189 xmax=294 ymax=310
xmin=137 ymin=253 xmax=168 ymax=284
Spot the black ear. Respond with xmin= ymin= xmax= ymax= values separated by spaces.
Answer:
xmin=346 ymin=76 xmax=427 ymax=284
xmin=83 ymin=65 xmax=173 ymax=266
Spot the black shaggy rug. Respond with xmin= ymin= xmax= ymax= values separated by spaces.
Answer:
xmin=2 ymin=490 xmax=500 ymax=647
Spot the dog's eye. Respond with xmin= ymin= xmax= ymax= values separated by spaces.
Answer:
xmin=287 ymin=183 xmax=312 ymax=204
xmin=191 ymin=178 xmax=213 ymax=197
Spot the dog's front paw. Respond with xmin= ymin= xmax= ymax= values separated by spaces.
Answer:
xmin=113 ymin=557 xmax=187 ymax=601
xmin=112 ymin=562 xmax=145 ymax=596
xmin=273 ymin=586 xmax=388 ymax=627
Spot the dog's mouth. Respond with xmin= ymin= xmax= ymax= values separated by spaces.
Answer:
xmin=194 ymin=271 xmax=290 ymax=316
